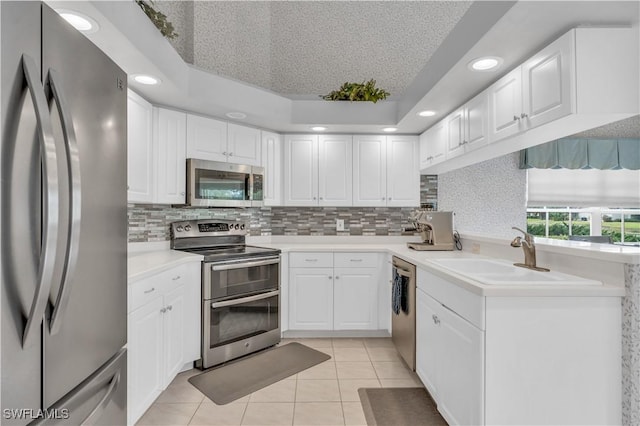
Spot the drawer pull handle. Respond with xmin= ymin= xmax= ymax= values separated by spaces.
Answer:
xmin=350 ymin=259 xmax=363 ymax=262
xmin=305 ymin=259 xmax=318 ymax=262
xmin=160 ymin=308 xmax=166 ymax=313
xmin=144 ymin=288 xmax=155 ymax=294
xmin=172 ymin=275 xmax=181 ymax=281
xmin=166 ymin=305 xmax=172 ymax=311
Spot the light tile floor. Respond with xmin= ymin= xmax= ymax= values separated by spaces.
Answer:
xmin=136 ymin=338 xmax=424 ymax=426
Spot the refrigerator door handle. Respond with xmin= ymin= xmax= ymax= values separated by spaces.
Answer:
xmin=46 ymin=68 xmax=82 ymax=336
xmin=81 ymin=371 xmax=120 ymax=426
xmin=31 ymin=348 xmax=126 ymax=426
xmin=20 ymin=54 xmax=60 ymax=348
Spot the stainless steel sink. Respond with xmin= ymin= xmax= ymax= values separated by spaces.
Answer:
xmin=428 ymin=258 xmax=601 ymax=286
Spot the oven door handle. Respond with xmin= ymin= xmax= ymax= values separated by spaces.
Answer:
xmin=211 ymin=290 xmax=280 ymax=309
xmin=211 ymin=258 xmax=280 ymax=271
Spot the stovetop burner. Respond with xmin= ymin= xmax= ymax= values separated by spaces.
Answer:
xmin=180 ymin=245 xmax=280 ymax=262
xmin=170 ymin=219 xmax=280 ymax=262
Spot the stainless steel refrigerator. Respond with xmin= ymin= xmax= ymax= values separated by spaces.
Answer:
xmin=1 ymin=2 xmax=127 ymax=424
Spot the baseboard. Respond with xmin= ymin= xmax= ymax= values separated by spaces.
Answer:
xmin=282 ymin=330 xmax=391 ymax=338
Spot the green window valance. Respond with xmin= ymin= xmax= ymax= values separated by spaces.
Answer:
xmin=520 ymin=138 xmax=640 ymax=170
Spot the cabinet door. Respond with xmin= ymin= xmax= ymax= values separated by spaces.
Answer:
xmin=333 ymin=268 xmax=378 ymax=330
xmin=416 ymin=289 xmax=441 ymax=399
xmin=437 ymin=304 xmax=485 ymax=426
xmin=464 ymin=92 xmax=489 ymax=152
xmin=284 ymin=135 xmax=318 ymax=206
xmin=522 ymin=30 xmax=575 ymax=129
xmin=128 ymin=297 xmax=164 ymax=425
xmin=154 ymin=108 xmax=186 ymax=204
xmin=353 ymin=135 xmax=386 ymax=206
xmin=261 ymin=131 xmax=283 ymax=206
xmin=186 ymin=114 xmax=228 ymax=162
xmin=386 ymin=136 xmax=419 ymax=207
xmin=420 ymin=121 xmax=447 ymax=170
xmin=318 ymin=135 xmax=352 ymax=206
xmin=127 ymin=90 xmax=154 ymax=203
xmin=488 ymin=67 xmax=524 ymax=142
xmin=446 ymin=108 xmax=465 ymax=159
xmin=163 ymin=285 xmax=185 ymax=387
xmin=289 ymin=268 xmax=333 ymax=330
xmin=228 ymin=123 xmax=261 ymax=166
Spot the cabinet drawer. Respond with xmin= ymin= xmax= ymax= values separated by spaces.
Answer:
xmin=129 ymin=265 xmax=188 ymax=312
xmin=334 ymin=252 xmax=379 ymax=268
xmin=289 ymin=252 xmax=333 ymax=268
xmin=129 ymin=276 xmax=164 ymax=313
xmin=417 ymin=268 xmax=485 ymax=330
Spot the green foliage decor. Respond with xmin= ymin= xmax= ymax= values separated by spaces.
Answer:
xmin=136 ymin=0 xmax=178 ymax=40
xmin=321 ymin=79 xmax=390 ymax=103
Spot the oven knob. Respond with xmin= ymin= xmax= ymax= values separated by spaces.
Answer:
xmin=184 ymin=225 xmax=191 ymax=231
xmin=235 ymin=224 xmax=240 ymax=230
xmin=240 ymin=224 xmax=245 ymax=230
xmin=176 ymin=226 xmax=184 ymax=232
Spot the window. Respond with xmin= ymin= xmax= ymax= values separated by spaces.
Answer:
xmin=527 ymin=207 xmax=640 ymax=245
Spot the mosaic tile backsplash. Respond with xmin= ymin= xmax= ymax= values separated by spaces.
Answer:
xmin=128 ymin=175 xmax=438 ymax=242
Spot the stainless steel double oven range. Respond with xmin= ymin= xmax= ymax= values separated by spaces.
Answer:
xmin=171 ymin=220 xmax=281 ymax=369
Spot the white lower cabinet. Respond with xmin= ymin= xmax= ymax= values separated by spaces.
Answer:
xmin=127 ymin=262 xmax=200 ymax=425
xmin=289 ymin=267 xmax=334 ymax=330
xmin=288 ymin=252 xmax=382 ymax=331
xmin=416 ymin=267 xmax=621 ymax=426
xmin=333 ymin=268 xmax=378 ymax=330
xmin=416 ymin=288 xmax=484 ymax=426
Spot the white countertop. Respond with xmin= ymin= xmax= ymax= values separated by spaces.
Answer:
xmin=127 ymin=237 xmax=626 ymax=297
xmin=128 ymin=249 xmax=203 ymax=284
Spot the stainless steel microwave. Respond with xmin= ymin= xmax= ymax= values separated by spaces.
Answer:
xmin=186 ymin=159 xmax=263 ymax=207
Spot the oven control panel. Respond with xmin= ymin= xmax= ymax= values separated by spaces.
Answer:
xmin=170 ymin=219 xmax=247 ymax=239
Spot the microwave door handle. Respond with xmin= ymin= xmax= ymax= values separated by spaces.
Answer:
xmin=47 ymin=68 xmax=82 ymax=336
xmin=248 ymin=172 xmax=253 ymax=202
xmin=211 ymin=290 xmax=280 ymax=309
xmin=20 ymin=54 xmax=60 ymax=348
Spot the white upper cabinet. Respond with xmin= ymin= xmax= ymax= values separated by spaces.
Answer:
xmin=318 ymin=135 xmax=352 ymax=206
xmin=261 ymin=131 xmax=283 ymax=206
xmin=186 ymin=114 xmax=228 ymax=162
xmin=522 ymin=29 xmax=574 ymax=129
xmin=386 ymin=135 xmax=420 ymax=207
xmin=419 ymin=121 xmax=447 ymax=170
xmin=446 ymin=108 xmax=465 ymax=159
xmin=284 ymin=135 xmax=318 ymax=206
xmin=464 ymin=91 xmax=489 ymax=152
xmin=353 ymin=135 xmax=419 ymax=207
xmin=227 ymin=123 xmax=261 ymax=166
xmin=154 ymin=108 xmax=186 ymax=204
xmin=490 ymin=30 xmax=575 ymax=144
xmin=353 ymin=135 xmax=387 ymax=206
xmin=127 ymin=90 xmax=154 ymax=203
xmin=488 ymin=67 xmax=524 ymax=142
xmin=186 ymin=116 xmax=260 ymax=166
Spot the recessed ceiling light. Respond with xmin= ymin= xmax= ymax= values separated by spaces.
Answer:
xmin=56 ymin=9 xmax=99 ymax=33
xmin=226 ymin=112 xmax=247 ymax=119
xmin=417 ymin=110 xmax=436 ymax=117
xmin=311 ymin=126 xmax=327 ymax=131
xmin=131 ymin=74 xmax=161 ymax=85
xmin=468 ymin=56 xmax=503 ymax=72
xmin=383 ymin=127 xmax=397 ymax=132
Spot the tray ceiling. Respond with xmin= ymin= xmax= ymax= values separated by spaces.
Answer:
xmin=156 ymin=1 xmax=473 ymax=98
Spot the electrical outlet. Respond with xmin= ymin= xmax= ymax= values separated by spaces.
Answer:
xmin=336 ymin=219 xmax=345 ymax=231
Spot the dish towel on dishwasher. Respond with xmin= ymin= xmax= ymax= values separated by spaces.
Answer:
xmin=392 ymin=270 xmax=402 ymax=315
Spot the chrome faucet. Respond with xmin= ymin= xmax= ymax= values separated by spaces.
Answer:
xmin=510 ymin=226 xmax=550 ymax=272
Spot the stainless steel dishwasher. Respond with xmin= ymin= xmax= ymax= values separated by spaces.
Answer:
xmin=391 ymin=256 xmax=416 ymax=371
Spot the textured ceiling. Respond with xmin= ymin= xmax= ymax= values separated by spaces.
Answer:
xmin=156 ymin=1 xmax=473 ymax=98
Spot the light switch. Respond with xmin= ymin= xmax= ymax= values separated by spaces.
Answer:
xmin=336 ymin=219 xmax=345 ymax=231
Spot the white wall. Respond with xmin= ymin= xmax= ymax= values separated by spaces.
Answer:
xmin=438 ymin=152 xmax=527 ymax=239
